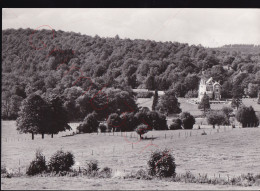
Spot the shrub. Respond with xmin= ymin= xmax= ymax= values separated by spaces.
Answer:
xmin=87 ymin=160 xmax=99 ymax=172
xmin=135 ymin=124 xmax=149 ymax=139
xmin=180 ymin=112 xmax=195 ymax=129
xmin=84 ymin=160 xmax=99 ymax=176
xmin=77 ymin=112 xmax=99 ymax=133
xmin=99 ymin=124 xmax=107 ymax=132
xmin=48 ymin=150 xmax=75 ymax=173
xmin=99 ymin=167 xmax=112 ymax=178
xmin=26 ymin=150 xmax=47 ymax=176
xmin=169 ymin=118 xmax=182 ymax=130
xmin=148 ymin=149 xmax=176 ymax=178
xmin=1 ymin=165 xmax=7 ymax=174
xmin=135 ymin=169 xmax=152 ymax=180
xmin=107 ymin=113 xmax=121 ymax=132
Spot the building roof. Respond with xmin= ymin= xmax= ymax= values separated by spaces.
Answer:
xmin=206 ymin=77 xmax=213 ymax=84
xmin=213 ymin=82 xmax=220 ymax=86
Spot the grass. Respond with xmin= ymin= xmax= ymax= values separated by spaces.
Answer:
xmin=137 ymin=97 xmax=260 ymax=127
xmin=137 ymin=97 xmax=260 ymax=116
xmin=1 ymin=120 xmax=260 ymax=189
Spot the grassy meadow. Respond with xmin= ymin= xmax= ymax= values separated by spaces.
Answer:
xmin=1 ymin=98 xmax=260 ymax=189
xmin=1 ymin=120 xmax=260 ymax=189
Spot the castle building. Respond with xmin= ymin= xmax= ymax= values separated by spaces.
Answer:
xmin=198 ymin=77 xmax=221 ymax=101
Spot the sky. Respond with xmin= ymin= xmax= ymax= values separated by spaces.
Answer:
xmin=2 ymin=8 xmax=260 ymax=47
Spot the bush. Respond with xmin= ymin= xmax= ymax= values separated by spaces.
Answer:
xmin=84 ymin=160 xmax=99 ymax=176
xmin=87 ymin=160 xmax=99 ymax=172
xmin=135 ymin=169 xmax=152 ymax=180
xmin=169 ymin=118 xmax=182 ymax=130
xmin=26 ymin=150 xmax=47 ymax=176
xmin=107 ymin=113 xmax=121 ymax=132
xmin=48 ymin=150 xmax=75 ymax=173
xmin=99 ymin=167 xmax=112 ymax=178
xmin=135 ymin=124 xmax=149 ymax=139
xmin=180 ymin=112 xmax=195 ymax=129
xmin=99 ymin=124 xmax=107 ymax=132
xmin=1 ymin=165 xmax=7 ymax=174
xmin=148 ymin=149 xmax=176 ymax=178
xmin=77 ymin=112 xmax=99 ymax=133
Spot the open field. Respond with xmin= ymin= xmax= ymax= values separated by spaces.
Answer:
xmin=137 ymin=97 xmax=260 ymax=119
xmin=1 ymin=120 xmax=260 ymax=189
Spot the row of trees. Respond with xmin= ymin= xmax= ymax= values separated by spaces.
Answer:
xmin=16 ymin=94 xmax=71 ymax=139
xmin=77 ymin=108 xmax=168 ymax=134
xmin=206 ymin=106 xmax=259 ymax=128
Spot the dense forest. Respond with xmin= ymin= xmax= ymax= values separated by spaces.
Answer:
xmin=2 ymin=28 xmax=260 ymax=120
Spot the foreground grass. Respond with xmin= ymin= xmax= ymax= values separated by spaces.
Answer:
xmin=2 ymin=174 xmax=260 ymax=190
xmin=2 ymin=121 xmax=260 ymax=189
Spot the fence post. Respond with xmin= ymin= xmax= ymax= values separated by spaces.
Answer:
xmin=19 ymin=159 xmax=20 ymax=174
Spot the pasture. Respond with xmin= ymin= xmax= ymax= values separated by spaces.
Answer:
xmin=1 ymin=120 xmax=260 ymax=189
xmin=137 ymin=97 xmax=260 ymax=119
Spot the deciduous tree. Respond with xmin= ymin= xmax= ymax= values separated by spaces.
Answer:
xmin=236 ymin=106 xmax=259 ymax=127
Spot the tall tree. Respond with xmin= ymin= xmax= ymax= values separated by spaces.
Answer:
xmin=180 ymin=112 xmax=195 ymax=129
xmin=198 ymin=93 xmax=211 ymax=113
xmin=236 ymin=106 xmax=259 ymax=127
xmin=16 ymin=94 xmax=50 ymax=140
xmin=231 ymin=88 xmax=243 ymax=110
xmin=2 ymin=91 xmax=12 ymax=119
xmin=221 ymin=106 xmax=233 ymax=125
xmin=156 ymin=89 xmax=182 ymax=115
xmin=207 ymin=110 xmax=227 ymax=128
xmin=146 ymin=75 xmax=155 ymax=90
xmin=152 ymin=89 xmax=159 ymax=111
xmin=47 ymin=96 xmax=71 ymax=138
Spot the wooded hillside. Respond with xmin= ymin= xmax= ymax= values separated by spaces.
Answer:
xmin=2 ymin=28 xmax=260 ymax=119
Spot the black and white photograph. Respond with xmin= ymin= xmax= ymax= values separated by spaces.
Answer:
xmin=1 ymin=7 xmax=260 ymax=190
